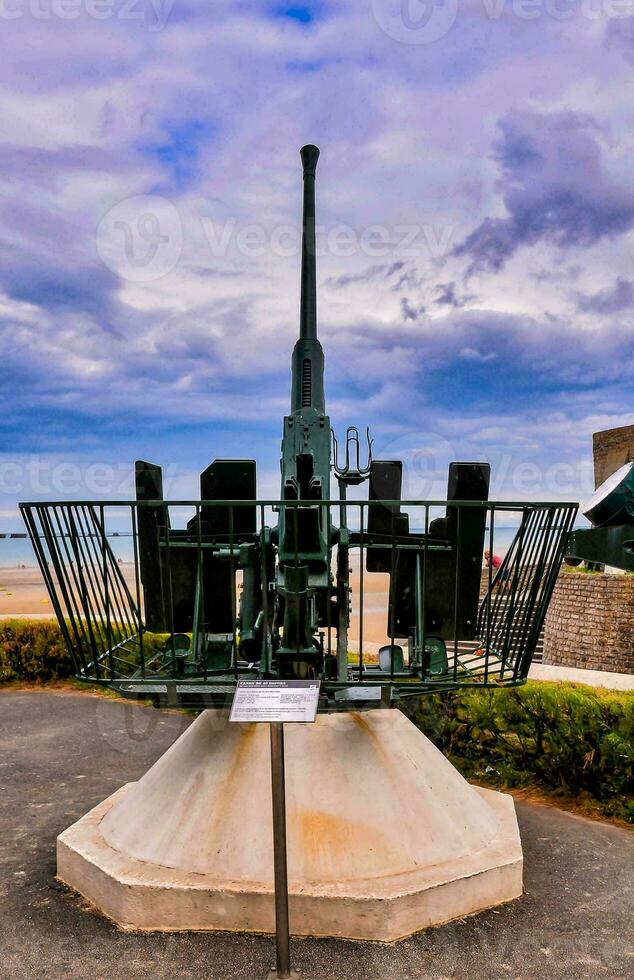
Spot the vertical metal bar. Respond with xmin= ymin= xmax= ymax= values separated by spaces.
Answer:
xmin=293 ymin=504 xmax=299 ymax=661
xmin=514 ymin=507 xmax=557 ymax=681
xmin=51 ymin=508 xmax=88 ymax=610
xmin=452 ymin=505 xmax=460 ymax=682
xmin=415 ymin=551 xmax=423 ymax=670
xmin=513 ymin=508 xmax=546 ymax=673
xmin=509 ymin=511 xmax=541 ymax=674
xmin=74 ymin=507 xmax=111 ymax=629
xmin=336 ymin=485 xmax=346 ymax=676
xmin=421 ymin=504 xmax=428 ymax=676
xmin=484 ymin=505 xmax=494 ymax=684
xmin=492 ymin=508 xmax=525 ymax=676
xmin=40 ymin=506 xmax=90 ymax=671
xmin=22 ymin=506 xmax=80 ymax=674
xmin=260 ymin=504 xmax=270 ymax=676
xmin=49 ymin=506 xmax=99 ymax=675
xmin=162 ymin=507 xmax=177 ymax=675
xmin=87 ymin=505 xmax=139 ymax=643
xmin=519 ymin=506 xmax=568 ymax=677
xmin=195 ymin=501 xmax=204 ymax=680
xmin=519 ymin=504 xmax=575 ymax=677
xmin=507 ymin=511 xmax=539 ymax=677
xmin=192 ymin=559 xmax=203 ymax=676
xmin=513 ymin=508 xmax=558 ymax=678
xmin=130 ymin=504 xmax=145 ymax=675
xmin=488 ymin=506 xmax=524 ymax=630
xmin=93 ymin=507 xmax=136 ymax=643
xmin=508 ymin=509 xmax=543 ymax=676
xmin=388 ymin=506 xmax=397 ymax=682
xmin=79 ymin=504 xmax=138 ymax=671
xmin=229 ymin=504 xmax=237 ymax=676
xmin=77 ymin=506 xmax=127 ymax=655
xmin=100 ymin=505 xmax=114 ymax=680
xmin=358 ymin=503 xmax=364 ymax=683
xmin=491 ymin=508 xmax=536 ymax=676
xmin=269 ymin=722 xmax=291 ymax=980
xmin=325 ymin=499 xmax=333 ymax=676
xmin=70 ymin=505 xmax=114 ymax=661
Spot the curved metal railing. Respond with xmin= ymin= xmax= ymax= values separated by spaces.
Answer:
xmin=20 ymin=498 xmax=577 ymax=709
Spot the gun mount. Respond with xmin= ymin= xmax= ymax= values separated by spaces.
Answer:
xmin=565 ymin=461 xmax=634 ymax=572
xmin=21 ymin=147 xmax=577 ymax=710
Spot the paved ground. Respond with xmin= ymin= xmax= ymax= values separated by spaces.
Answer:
xmin=0 ymin=691 xmax=632 ymax=980
xmin=528 ymin=663 xmax=634 ymax=691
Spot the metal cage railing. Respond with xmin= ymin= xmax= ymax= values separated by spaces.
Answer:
xmin=20 ymin=499 xmax=577 ymax=709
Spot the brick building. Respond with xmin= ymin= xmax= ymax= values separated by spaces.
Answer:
xmin=542 ymin=423 xmax=634 ymax=674
xmin=592 ymin=424 xmax=634 ymax=487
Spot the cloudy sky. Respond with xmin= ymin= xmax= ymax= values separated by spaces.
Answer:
xmin=1 ymin=0 xmax=634 ymax=526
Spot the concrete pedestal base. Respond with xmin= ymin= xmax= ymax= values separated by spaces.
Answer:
xmin=57 ymin=709 xmax=522 ymax=942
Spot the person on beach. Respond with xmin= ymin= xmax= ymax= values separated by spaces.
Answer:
xmin=485 ymin=548 xmax=510 ymax=582
xmin=484 ymin=549 xmax=501 ymax=570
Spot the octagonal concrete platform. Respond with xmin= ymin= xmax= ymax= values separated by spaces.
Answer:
xmin=57 ymin=708 xmax=522 ymax=942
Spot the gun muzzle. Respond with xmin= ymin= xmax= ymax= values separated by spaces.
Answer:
xmin=300 ymin=144 xmax=319 ymax=341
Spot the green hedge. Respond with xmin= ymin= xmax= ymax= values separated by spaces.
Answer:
xmin=0 ymin=619 xmax=74 ymax=682
xmin=403 ymin=682 xmax=634 ymax=823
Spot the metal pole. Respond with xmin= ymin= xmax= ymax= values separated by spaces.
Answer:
xmin=268 ymin=722 xmax=296 ymax=980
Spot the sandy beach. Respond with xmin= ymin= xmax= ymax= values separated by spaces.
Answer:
xmin=0 ymin=565 xmax=56 ymax=619
xmin=0 ymin=562 xmax=398 ymax=648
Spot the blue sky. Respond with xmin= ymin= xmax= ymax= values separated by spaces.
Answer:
xmin=1 ymin=0 xmax=634 ymax=528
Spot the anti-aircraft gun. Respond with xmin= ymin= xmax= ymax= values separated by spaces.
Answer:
xmin=565 ymin=460 xmax=634 ymax=571
xmin=21 ymin=147 xmax=577 ymax=709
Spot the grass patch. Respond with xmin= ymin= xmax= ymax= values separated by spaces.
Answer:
xmin=402 ymin=682 xmax=634 ymax=824
xmin=562 ymin=564 xmax=603 ymax=574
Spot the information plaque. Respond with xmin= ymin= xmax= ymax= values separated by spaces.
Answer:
xmin=229 ymin=679 xmax=321 ymax=724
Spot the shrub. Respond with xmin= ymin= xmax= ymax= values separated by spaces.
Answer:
xmin=0 ymin=621 xmax=178 ymax=684
xmin=403 ymin=682 xmax=634 ymax=823
xmin=0 ymin=619 xmax=74 ymax=682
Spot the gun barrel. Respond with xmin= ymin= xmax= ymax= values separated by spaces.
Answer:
xmin=289 ymin=144 xmax=325 ymax=414
xmin=300 ymin=144 xmax=319 ymax=341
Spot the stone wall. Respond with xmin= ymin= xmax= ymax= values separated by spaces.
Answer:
xmin=543 ymin=572 xmax=634 ymax=674
xmin=593 ymin=424 xmax=634 ymax=487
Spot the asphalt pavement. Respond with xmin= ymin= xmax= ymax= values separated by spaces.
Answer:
xmin=0 ymin=690 xmax=632 ymax=980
